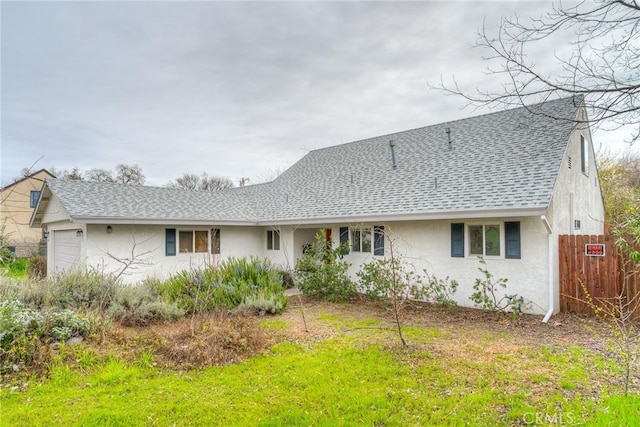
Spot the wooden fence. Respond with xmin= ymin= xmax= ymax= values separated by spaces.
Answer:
xmin=559 ymin=234 xmax=640 ymax=315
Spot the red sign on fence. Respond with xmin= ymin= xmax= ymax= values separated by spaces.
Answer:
xmin=585 ymin=243 xmax=605 ymax=256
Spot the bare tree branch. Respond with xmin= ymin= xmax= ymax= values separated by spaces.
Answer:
xmin=434 ymin=0 xmax=640 ymax=143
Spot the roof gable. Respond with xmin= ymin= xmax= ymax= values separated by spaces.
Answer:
xmin=1 ymin=169 xmax=55 ymax=191
xmin=244 ymin=96 xmax=582 ymax=221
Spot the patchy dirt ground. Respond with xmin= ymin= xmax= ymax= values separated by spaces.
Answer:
xmin=4 ymin=295 xmax=612 ymax=386
xmin=279 ymin=296 xmax=603 ymax=348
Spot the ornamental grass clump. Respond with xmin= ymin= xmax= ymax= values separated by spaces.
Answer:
xmin=159 ymin=257 xmax=287 ymax=316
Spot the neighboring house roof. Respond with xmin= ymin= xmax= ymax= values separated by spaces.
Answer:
xmin=0 ymin=169 xmax=55 ymax=191
xmin=31 ymin=96 xmax=583 ymax=227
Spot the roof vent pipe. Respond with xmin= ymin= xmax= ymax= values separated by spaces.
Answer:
xmin=389 ymin=140 xmax=397 ymax=169
xmin=446 ymin=128 xmax=452 ymax=151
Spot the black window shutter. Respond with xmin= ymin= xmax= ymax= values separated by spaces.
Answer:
xmin=339 ymin=227 xmax=350 ymax=254
xmin=373 ymin=225 xmax=385 ymax=256
xmin=451 ymin=223 xmax=464 ymax=258
xmin=166 ymin=229 xmax=176 ymax=256
xmin=505 ymin=222 xmax=521 ymax=259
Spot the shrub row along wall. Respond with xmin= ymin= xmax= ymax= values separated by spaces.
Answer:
xmin=559 ymin=234 xmax=640 ymax=315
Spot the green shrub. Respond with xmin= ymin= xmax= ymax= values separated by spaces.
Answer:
xmin=159 ymin=257 xmax=286 ymax=315
xmin=237 ymin=289 xmax=288 ymax=315
xmin=470 ymin=256 xmax=529 ymax=319
xmin=357 ymin=258 xmax=428 ymax=303
xmin=52 ymin=268 xmax=118 ymax=312
xmin=294 ymin=230 xmax=356 ymax=302
xmin=106 ymin=279 xmax=185 ymax=326
xmin=423 ymin=273 xmax=459 ymax=308
xmin=47 ymin=309 xmax=102 ymax=342
xmin=0 ymin=300 xmax=103 ymax=373
xmin=0 ymin=239 xmax=16 ymax=265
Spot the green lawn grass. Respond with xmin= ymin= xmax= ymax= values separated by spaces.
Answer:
xmin=1 ymin=309 xmax=637 ymax=426
xmin=0 ymin=259 xmax=27 ymax=280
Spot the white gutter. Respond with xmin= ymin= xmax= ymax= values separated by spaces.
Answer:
xmin=260 ymin=207 xmax=548 ymax=226
xmin=541 ymin=215 xmax=554 ymax=323
xmin=71 ymin=217 xmax=258 ymax=227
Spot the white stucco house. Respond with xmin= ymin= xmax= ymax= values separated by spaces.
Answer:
xmin=31 ymin=96 xmax=604 ymax=318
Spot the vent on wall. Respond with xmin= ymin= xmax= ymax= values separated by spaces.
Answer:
xmin=568 ymin=156 xmax=572 ymax=169
xmin=574 ymin=219 xmax=581 ymax=230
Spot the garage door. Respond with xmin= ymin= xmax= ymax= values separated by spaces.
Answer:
xmin=53 ymin=230 xmax=82 ymax=273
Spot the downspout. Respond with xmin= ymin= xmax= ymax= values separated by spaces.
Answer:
xmin=541 ymin=215 xmax=554 ymax=323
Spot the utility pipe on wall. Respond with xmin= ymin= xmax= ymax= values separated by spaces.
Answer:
xmin=541 ymin=215 xmax=554 ymax=323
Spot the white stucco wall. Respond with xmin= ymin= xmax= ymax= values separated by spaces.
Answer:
xmin=322 ymin=218 xmax=551 ymax=315
xmin=44 ymin=217 xmax=551 ymax=313
xmin=546 ymin=113 xmax=605 ymax=313
xmin=549 ymin=116 xmax=605 ymax=236
xmin=82 ymin=224 xmax=266 ymax=284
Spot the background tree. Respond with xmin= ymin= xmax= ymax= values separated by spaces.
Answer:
xmin=58 ymin=167 xmax=84 ymax=181
xmin=437 ymin=0 xmax=640 ymax=143
xmin=114 ymin=164 xmax=145 ymax=185
xmin=598 ymin=150 xmax=640 ymax=231
xmin=167 ymin=172 xmax=234 ymax=191
xmin=85 ymin=168 xmax=115 ymax=183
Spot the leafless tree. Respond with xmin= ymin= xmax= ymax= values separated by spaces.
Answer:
xmin=115 ymin=163 xmax=145 ymax=185
xmin=167 ymin=172 xmax=234 ymax=191
xmin=436 ymin=0 xmax=640 ymax=143
xmin=53 ymin=167 xmax=84 ymax=181
xmin=85 ymin=168 xmax=115 ymax=183
xmin=200 ymin=173 xmax=234 ymax=191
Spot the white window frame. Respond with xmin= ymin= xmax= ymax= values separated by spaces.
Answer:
xmin=351 ymin=227 xmax=372 ymax=253
xmin=467 ymin=223 xmax=504 ymax=258
xmin=178 ymin=229 xmax=210 ymax=254
xmin=267 ymin=229 xmax=280 ymax=251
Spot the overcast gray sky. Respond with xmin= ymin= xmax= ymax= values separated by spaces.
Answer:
xmin=1 ymin=1 xmax=637 ymax=187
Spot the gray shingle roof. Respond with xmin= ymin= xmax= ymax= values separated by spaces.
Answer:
xmin=44 ymin=179 xmax=257 ymax=222
xmin=40 ymin=96 xmax=582 ymax=225
xmin=244 ymin=95 xmax=581 ymax=221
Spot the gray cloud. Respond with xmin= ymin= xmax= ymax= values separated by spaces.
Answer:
xmin=2 ymin=1 xmax=636 ymax=186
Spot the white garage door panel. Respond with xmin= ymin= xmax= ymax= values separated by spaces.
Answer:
xmin=53 ymin=230 xmax=82 ymax=273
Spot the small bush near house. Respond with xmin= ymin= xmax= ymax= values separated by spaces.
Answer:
xmin=423 ymin=273 xmax=459 ymax=308
xmin=106 ymin=279 xmax=185 ymax=326
xmin=295 ymin=230 xmax=356 ymax=302
xmin=52 ymin=268 xmax=118 ymax=312
xmin=357 ymin=258 xmax=427 ymax=303
xmin=470 ymin=256 xmax=529 ymax=319
xmin=159 ymin=257 xmax=287 ymax=315
xmin=237 ymin=289 xmax=288 ymax=316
